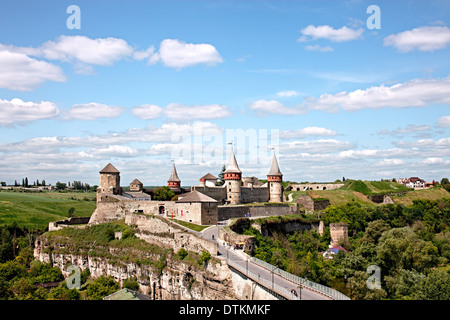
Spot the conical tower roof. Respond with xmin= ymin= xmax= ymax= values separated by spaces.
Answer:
xmin=224 ymin=148 xmax=241 ymax=174
xmin=100 ymin=163 xmax=120 ymax=174
xmin=168 ymin=164 xmax=181 ymax=182
xmin=267 ymin=153 xmax=282 ymax=177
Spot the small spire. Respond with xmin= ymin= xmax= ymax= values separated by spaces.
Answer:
xmin=267 ymin=153 xmax=282 ymax=177
xmin=168 ymin=163 xmax=181 ymax=182
xmin=224 ymin=147 xmax=241 ymax=174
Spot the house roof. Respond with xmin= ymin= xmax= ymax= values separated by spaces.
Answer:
xmin=329 ymin=246 xmax=348 ymax=254
xmin=99 ymin=163 xmax=120 ymax=174
xmin=168 ymin=164 xmax=181 ymax=182
xmin=176 ymin=190 xmax=218 ymax=203
xmin=224 ymin=148 xmax=241 ymax=174
xmin=130 ymin=178 xmax=143 ymax=185
xmin=267 ymin=153 xmax=283 ymax=177
xmin=200 ymin=173 xmax=218 ymax=180
xmin=103 ymin=288 xmax=151 ymax=300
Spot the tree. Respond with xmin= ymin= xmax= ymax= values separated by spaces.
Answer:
xmin=153 ymin=186 xmax=175 ymax=201
xmin=217 ymin=165 xmax=226 ymax=186
xmin=86 ymin=275 xmax=120 ymax=300
xmin=55 ymin=181 xmax=66 ymax=190
xmin=122 ymin=277 xmax=139 ymax=291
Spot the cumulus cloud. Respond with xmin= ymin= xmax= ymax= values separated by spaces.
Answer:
xmin=66 ymin=102 xmax=125 ymax=120
xmin=0 ymin=50 xmax=65 ymax=91
xmin=249 ymin=99 xmax=305 ymax=116
xmin=437 ymin=115 xmax=450 ymax=128
xmin=298 ymin=25 xmax=363 ymax=42
xmin=276 ymin=90 xmax=300 ymax=97
xmin=251 ymin=78 xmax=450 ymax=116
xmin=0 ymin=98 xmax=59 ymax=125
xmin=163 ymin=103 xmax=232 ymax=120
xmin=280 ymin=127 xmax=338 ymax=139
xmin=131 ymin=104 xmax=164 ymax=120
xmin=377 ymin=124 xmax=431 ymax=137
xmin=39 ymin=35 xmax=134 ymax=65
xmin=150 ymin=39 xmax=224 ymax=69
xmin=384 ymin=26 xmax=450 ymax=52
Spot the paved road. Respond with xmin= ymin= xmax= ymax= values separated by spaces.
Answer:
xmin=200 ymin=223 xmax=329 ymax=300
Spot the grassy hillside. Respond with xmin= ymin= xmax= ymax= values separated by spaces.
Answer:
xmin=0 ymin=191 xmax=96 ymax=230
xmin=338 ymin=179 xmax=411 ymax=195
xmin=287 ymin=180 xmax=450 ymax=208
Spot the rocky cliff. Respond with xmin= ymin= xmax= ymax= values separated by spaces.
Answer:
xmin=33 ymin=220 xmax=277 ymax=300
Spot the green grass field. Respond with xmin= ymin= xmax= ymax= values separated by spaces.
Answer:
xmin=286 ymin=180 xmax=450 ymax=208
xmin=0 ymin=191 xmax=96 ymax=230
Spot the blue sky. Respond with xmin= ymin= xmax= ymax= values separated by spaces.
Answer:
xmin=1 ymin=0 xmax=450 ymax=186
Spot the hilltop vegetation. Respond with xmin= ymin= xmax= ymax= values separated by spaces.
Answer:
xmin=287 ymin=179 xmax=450 ymax=207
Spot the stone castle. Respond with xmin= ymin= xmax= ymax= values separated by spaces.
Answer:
xmin=89 ymin=149 xmax=285 ymax=226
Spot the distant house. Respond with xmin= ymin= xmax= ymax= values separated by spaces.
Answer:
xmin=398 ymin=177 xmax=426 ymax=188
xmin=321 ymin=246 xmax=348 ymax=260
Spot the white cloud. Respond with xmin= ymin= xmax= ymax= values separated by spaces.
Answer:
xmin=131 ymin=104 xmax=164 ymax=119
xmin=384 ymin=26 xmax=450 ymax=52
xmin=0 ymin=50 xmax=65 ymax=91
xmin=91 ymin=145 xmax=138 ymax=157
xmin=276 ymin=90 xmax=300 ymax=97
xmin=66 ymin=103 xmax=125 ymax=120
xmin=279 ymin=139 xmax=353 ymax=154
xmin=305 ymin=44 xmax=334 ymax=52
xmin=437 ymin=115 xmax=450 ymax=127
xmin=0 ymin=98 xmax=59 ymax=125
xmin=40 ymin=35 xmax=134 ymax=65
xmin=152 ymin=39 xmax=224 ymax=69
xmin=299 ymin=25 xmax=363 ymax=42
xmin=374 ymin=159 xmax=406 ymax=167
xmin=249 ymin=99 xmax=305 ymax=116
xmin=307 ymin=77 xmax=450 ymax=113
xmin=377 ymin=124 xmax=431 ymax=137
xmin=163 ymin=103 xmax=232 ymax=120
xmin=280 ymin=127 xmax=338 ymax=139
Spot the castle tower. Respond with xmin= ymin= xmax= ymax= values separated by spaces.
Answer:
xmin=330 ymin=223 xmax=349 ymax=247
xmin=168 ymin=164 xmax=181 ymax=192
xmin=98 ymin=163 xmax=122 ymax=201
xmin=267 ymin=153 xmax=283 ymax=202
xmin=224 ymin=148 xmax=242 ymax=204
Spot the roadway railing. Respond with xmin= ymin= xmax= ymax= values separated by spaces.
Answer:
xmin=249 ymin=257 xmax=351 ymax=300
xmin=227 ymin=257 xmax=299 ymax=300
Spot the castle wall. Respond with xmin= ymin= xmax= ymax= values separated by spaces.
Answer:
xmin=191 ymin=186 xmax=227 ymax=203
xmin=289 ymin=183 xmax=344 ymax=191
xmin=89 ymin=199 xmax=177 ymax=225
xmin=241 ymin=186 xmax=269 ymax=203
xmin=125 ymin=213 xmax=218 ymax=255
xmin=217 ymin=205 xmax=298 ymax=221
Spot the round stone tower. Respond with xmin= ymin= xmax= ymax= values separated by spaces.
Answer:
xmin=267 ymin=153 xmax=283 ymax=202
xmin=97 ymin=163 xmax=122 ymax=201
xmin=224 ymin=148 xmax=242 ymax=204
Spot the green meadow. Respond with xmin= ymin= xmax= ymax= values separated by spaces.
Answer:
xmin=0 ymin=191 xmax=96 ymax=230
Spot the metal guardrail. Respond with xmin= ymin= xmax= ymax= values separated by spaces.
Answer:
xmin=249 ymin=257 xmax=350 ymax=300
xmin=227 ymin=258 xmax=299 ymax=300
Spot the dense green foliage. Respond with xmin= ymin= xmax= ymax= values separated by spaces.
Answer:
xmin=152 ymin=186 xmax=176 ymax=201
xmin=243 ymin=199 xmax=450 ymax=300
